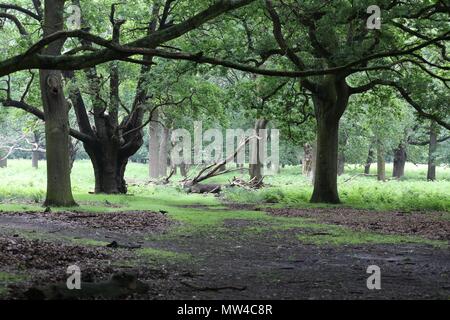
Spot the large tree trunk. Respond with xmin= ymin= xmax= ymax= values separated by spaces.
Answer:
xmin=427 ymin=122 xmax=437 ymax=181
xmin=310 ymin=113 xmax=340 ymax=203
xmin=57 ymin=1 xmax=148 ymax=195
xmin=249 ymin=119 xmax=268 ymax=186
xmin=40 ymin=0 xmax=76 ymax=207
xmin=80 ymin=127 xmax=128 ymax=193
xmin=91 ymin=153 xmax=128 ymax=194
xmin=309 ymin=77 xmax=349 ymax=204
xmin=392 ymin=144 xmax=406 ymax=178
xmin=364 ymin=148 xmax=374 ymax=174
xmin=377 ymin=142 xmax=386 ymax=181
xmin=149 ymin=109 xmax=161 ymax=179
xmin=0 ymin=158 xmax=7 ymax=168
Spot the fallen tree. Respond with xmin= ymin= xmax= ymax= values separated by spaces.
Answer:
xmin=182 ymin=135 xmax=258 ymax=193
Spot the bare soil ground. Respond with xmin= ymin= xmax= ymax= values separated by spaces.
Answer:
xmin=0 ymin=207 xmax=449 ymax=300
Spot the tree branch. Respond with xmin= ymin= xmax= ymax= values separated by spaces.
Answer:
xmin=351 ymin=79 xmax=450 ymax=130
xmin=0 ymin=3 xmax=41 ymax=20
xmin=0 ymin=12 xmax=28 ymax=35
xmin=1 ymin=99 xmax=96 ymax=143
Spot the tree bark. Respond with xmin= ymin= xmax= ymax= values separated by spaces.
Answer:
xmin=310 ymin=113 xmax=340 ymax=203
xmin=427 ymin=122 xmax=437 ymax=181
xmin=40 ymin=0 xmax=76 ymax=207
xmin=392 ymin=144 xmax=406 ymax=178
xmin=377 ymin=142 xmax=386 ymax=181
xmin=89 ymin=149 xmax=128 ymax=194
xmin=310 ymin=77 xmax=349 ymax=204
xmin=364 ymin=148 xmax=374 ymax=174
xmin=249 ymin=119 xmax=268 ymax=186
xmin=0 ymin=158 xmax=7 ymax=168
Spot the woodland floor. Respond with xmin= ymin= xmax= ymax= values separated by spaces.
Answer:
xmin=0 ymin=203 xmax=449 ymax=300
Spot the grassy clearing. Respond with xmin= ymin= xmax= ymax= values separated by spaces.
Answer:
xmin=296 ymin=225 xmax=445 ymax=247
xmin=224 ymin=164 xmax=450 ymax=212
xmin=1 ymin=160 xmax=448 ymax=213
xmin=0 ymin=159 xmax=448 ymax=249
xmin=224 ymin=181 xmax=450 ymax=212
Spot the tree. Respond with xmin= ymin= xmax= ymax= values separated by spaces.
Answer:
xmin=0 ymin=0 xmax=257 ymax=77
xmin=39 ymin=0 xmax=77 ymax=206
xmin=166 ymin=1 xmax=449 ymax=202
xmin=408 ymin=121 xmax=450 ymax=180
xmin=0 ymin=0 xmax=448 ymax=204
xmin=0 ymin=0 xmax=257 ymax=196
xmin=392 ymin=143 xmax=407 ymax=179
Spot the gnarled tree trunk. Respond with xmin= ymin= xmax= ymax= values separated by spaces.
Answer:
xmin=83 ymin=140 xmax=127 ymax=194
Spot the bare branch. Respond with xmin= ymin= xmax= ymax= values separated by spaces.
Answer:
xmin=0 ymin=12 xmax=28 ymax=35
xmin=0 ymin=3 xmax=41 ymax=20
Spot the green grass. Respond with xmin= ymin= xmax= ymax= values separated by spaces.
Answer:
xmin=1 ymin=160 xmax=448 ymax=213
xmin=224 ymin=181 xmax=450 ymax=212
xmin=0 ymin=159 xmax=448 ymax=249
xmin=136 ymin=247 xmax=192 ymax=264
xmin=224 ymin=163 xmax=450 ymax=212
xmin=230 ymin=215 xmax=447 ymax=248
xmin=296 ymin=225 xmax=445 ymax=247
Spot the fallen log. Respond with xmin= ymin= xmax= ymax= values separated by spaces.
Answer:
xmin=185 ymin=183 xmax=222 ymax=194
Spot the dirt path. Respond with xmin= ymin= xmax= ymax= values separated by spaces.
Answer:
xmin=0 ymin=209 xmax=449 ymax=300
